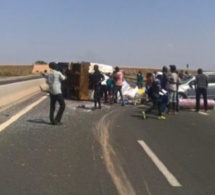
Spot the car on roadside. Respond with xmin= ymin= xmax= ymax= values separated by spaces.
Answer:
xmin=178 ymin=72 xmax=215 ymax=99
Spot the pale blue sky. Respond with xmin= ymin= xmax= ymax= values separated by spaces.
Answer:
xmin=0 ymin=0 xmax=215 ymax=70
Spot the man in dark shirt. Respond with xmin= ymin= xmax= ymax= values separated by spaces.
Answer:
xmin=142 ymin=73 xmax=166 ymax=120
xmin=195 ymin=68 xmax=208 ymax=112
xmin=161 ymin=66 xmax=168 ymax=90
xmin=160 ymin=66 xmax=169 ymax=112
xmin=92 ymin=65 xmax=104 ymax=110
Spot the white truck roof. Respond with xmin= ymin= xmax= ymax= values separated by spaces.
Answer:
xmin=89 ymin=62 xmax=113 ymax=74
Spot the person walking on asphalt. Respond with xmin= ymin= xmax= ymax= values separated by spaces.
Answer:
xmin=114 ymin=66 xmax=125 ymax=106
xmin=195 ymin=68 xmax=208 ymax=112
xmin=42 ymin=62 xmax=66 ymax=125
xmin=92 ymin=65 xmax=104 ymax=110
xmin=142 ymin=72 xmax=166 ymax=120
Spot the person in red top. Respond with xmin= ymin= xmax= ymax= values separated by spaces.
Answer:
xmin=114 ymin=66 xmax=125 ymax=106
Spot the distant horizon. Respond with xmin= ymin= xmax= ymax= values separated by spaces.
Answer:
xmin=0 ymin=62 xmax=211 ymax=72
xmin=0 ymin=61 xmax=214 ymax=71
xmin=0 ymin=61 xmax=214 ymax=72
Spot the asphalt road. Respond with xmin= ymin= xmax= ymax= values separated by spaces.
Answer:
xmin=0 ymin=75 xmax=41 ymax=85
xmin=0 ymin=92 xmax=215 ymax=195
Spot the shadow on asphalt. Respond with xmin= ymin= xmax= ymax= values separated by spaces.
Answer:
xmin=27 ymin=119 xmax=51 ymax=125
xmin=131 ymin=113 xmax=161 ymax=120
xmin=130 ymin=114 xmax=143 ymax=120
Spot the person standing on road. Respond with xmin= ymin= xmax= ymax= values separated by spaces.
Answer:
xmin=195 ymin=68 xmax=208 ymax=112
xmin=92 ymin=65 xmax=104 ymax=110
xmin=161 ymin=66 xmax=168 ymax=91
xmin=106 ymin=74 xmax=115 ymax=104
xmin=160 ymin=66 xmax=169 ymax=113
xmin=136 ymin=70 xmax=144 ymax=89
xmin=114 ymin=66 xmax=125 ymax=106
xmin=167 ymin=65 xmax=180 ymax=114
xmin=42 ymin=62 xmax=66 ymax=125
xmin=100 ymin=73 xmax=109 ymax=103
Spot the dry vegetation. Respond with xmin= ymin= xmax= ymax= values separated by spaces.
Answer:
xmin=0 ymin=65 xmax=33 ymax=76
xmin=120 ymin=66 xmax=196 ymax=78
xmin=0 ymin=64 xmax=196 ymax=77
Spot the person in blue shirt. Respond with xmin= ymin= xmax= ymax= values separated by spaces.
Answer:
xmin=106 ymin=74 xmax=115 ymax=104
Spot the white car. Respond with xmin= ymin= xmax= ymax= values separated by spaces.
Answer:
xmin=178 ymin=72 xmax=215 ymax=99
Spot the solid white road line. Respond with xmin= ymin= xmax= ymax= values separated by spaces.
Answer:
xmin=0 ymin=96 xmax=47 ymax=132
xmin=138 ymin=140 xmax=182 ymax=187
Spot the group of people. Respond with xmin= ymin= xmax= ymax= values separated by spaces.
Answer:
xmin=42 ymin=62 xmax=209 ymax=125
xmin=142 ymin=65 xmax=208 ymax=120
xmin=142 ymin=65 xmax=178 ymax=120
xmin=42 ymin=63 xmax=126 ymax=125
xmin=91 ymin=65 xmax=125 ymax=110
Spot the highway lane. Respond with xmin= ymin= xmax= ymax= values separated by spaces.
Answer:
xmin=0 ymin=93 xmax=215 ymax=195
xmin=0 ymin=94 xmax=117 ymax=195
xmin=105 ymin=106 xmax=215 ymax=195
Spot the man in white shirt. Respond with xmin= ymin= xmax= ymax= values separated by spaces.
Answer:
xmin=100 ymin=74 xmax=109 ymax=103
xmin=42 ymin=62 xmax=66 ymax=125
xmin=167 ymin=65 xmax=180 ymax=114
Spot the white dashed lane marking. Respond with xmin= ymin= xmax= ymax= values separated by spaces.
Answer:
xmin=138 ymin=140 xmax=182 ymax=187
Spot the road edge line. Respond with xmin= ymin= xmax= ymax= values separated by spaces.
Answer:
xmin=0 ymin=96 xmax=47 ymax=132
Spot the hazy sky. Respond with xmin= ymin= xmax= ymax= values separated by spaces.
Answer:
xmin=0 ymin=0 xmax=215 ymax=70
